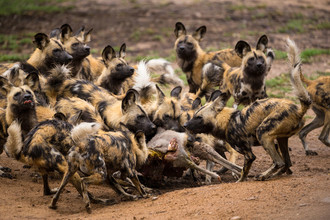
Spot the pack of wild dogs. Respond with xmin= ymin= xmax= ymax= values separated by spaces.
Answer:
xmin=0 ymin=22 xmax=328 ymax=213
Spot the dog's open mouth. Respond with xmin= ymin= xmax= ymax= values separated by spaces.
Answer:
xmin=23 ymin=100 xmax=32 ymax=105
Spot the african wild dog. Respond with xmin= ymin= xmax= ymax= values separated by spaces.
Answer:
xmin=95 ymin=44 xmax=135 ymax=95
xmin=174 ymin=22 xmax=241 ymax=94
xmin=284 ymin=40 xmax=330 ymax=155
xmin=2 ymin=62 xmax=50 ymax=106
xmin=184 ymin=39 xmax=311 ymax=182
xmin=27 ymin=33 xmax=72 ymax=76
xmin=4 ymin=118 xmax=110 ymax=212
xmin=0 ymin=75 xmax=38 ymax=137
xmin=43 ymin=67 xmax=157 ymax=137
xmin=212 ymin=35 xmax=275 ymax=108
xmin=58 ymin=24 xmax=92 ymax=79
xmin=55 ymin=97 xmax=109 ymax=130
xmin=146 ymin=85 xmax=185 ymax=133
xmin=50 ymin=122 xmax=148 ymax=212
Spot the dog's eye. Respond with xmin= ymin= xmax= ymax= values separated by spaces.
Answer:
xmin=163 ymin=114 xmax=171 ymax=120
xmin=137 ymin=115 xmax=145 ymax=120
xmin=71 ymin=43 xmax=79 ymax=48
xmin=116 ymin=63 xmax=123 ymax=68
xmin=26 ymin=90 xmax=32 ymax=95
xmin=13 ymin=92 xmax=21 ymax=100
xmin=186 ymin=42 xmax=193 ymax=47
xmin=53 ymin=48 xmax=61 ymax=53
xmin=248 ymin=57 xmax=254 ymax=63
xmin=195 ymin=116 xmax=202 ymax=120
xmin=178 ymin=41 xmax=183 ymax=44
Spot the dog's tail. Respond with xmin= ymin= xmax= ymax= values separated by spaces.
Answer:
xmin=4 ymin=120 xmax=24 ymax=161
xmin=286 ymin=38 xmax=311 ymax=115
xmin=43 ymin=65 xmax=71 ymax=96
xmin=147 ymin=58 xmax=184 ymax=87
xmin=71 ymin=122 xmax=101 ymax=144
xmin=133 ymin=60 xmax=156 ymax=104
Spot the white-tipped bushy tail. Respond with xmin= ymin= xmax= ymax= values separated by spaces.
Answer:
xmin=286 ymin=38 xmax=311 ymax=114
xmin=71 ymin=122 xmax=101 ymax=143
xmin=4 ymin=120 xmax=23 ymax=159
xmin=133 ymin=61 xmax=156 ymax=104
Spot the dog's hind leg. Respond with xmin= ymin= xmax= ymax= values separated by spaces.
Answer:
xmin=274 ymin=137 xmax=293 ymax=176
xmin=256 ymin=136 xmax=285 ymax=181
xmin=236 ymin=150 xmax=256 ymax=182
xmin=299 ymin=106 xmax=324 ymax=155
xmin=319 ymin=111 xmax=330 ymax=147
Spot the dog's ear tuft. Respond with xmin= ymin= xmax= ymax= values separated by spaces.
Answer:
xmin=193 ymin=25 xmax=207 ymax=41
xmin=156 ymin=84 xmax=165 ymax=105
xmin=60 ymin=24 xmax=73 ymax=43
xmin=24 ymin=72 xmax=40 ymax=91
xmin=54 ymin=112 xmax=68 ymax=121
xmin=122 ymin=89 xmax=138 ymax=113
xmin=208 ymin=90 xmax=222 ymax=102
xmin=256 ymin=35 xmax=268 ymax=52
xmin=83 ymin=28 xmax=93 ymax=43
xmin=135 ymin=130 xmax=146 ymax=148
xmin=174 ymin=22 xmax=186 ymax=38
xmin=170 ymin=86 xmax=182 ymax=100
xmin=33 ymin=33 xmax=50 ymax=50
xmin=119 ymin=43 xmax=126 ymax=58
xmin=0 ymin=76 xmax=12 ymax=96
xmin=235 ymin=40 xmax=251 ymax=58
xmin=49 ymin=28 xmax=61 ymax=39
xmin=102 ymin=45 xmax=116 ymax=64
xmin=192 ymin=97 xmax=202 ymax=110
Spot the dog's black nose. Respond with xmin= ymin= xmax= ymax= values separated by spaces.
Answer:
xmin=129 ymin=67 xmax=135 ymax=74
xmin=23 ymin=93 xmax=32 ymax=100
xmin=179 ymin=46 xmax=185 ymax=51
xmin=183 ymin=122 xmax=188 ymax=128
xmin=85 ymin=46 xmax=90 ymax=53
xmin=67 ymin=54 xmax=73 ymax=62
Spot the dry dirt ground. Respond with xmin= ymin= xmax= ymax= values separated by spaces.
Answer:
xmin=0 ymin=0 xmax=329 ymax=219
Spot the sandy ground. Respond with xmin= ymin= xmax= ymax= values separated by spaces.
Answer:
xmin=0 ymin=0 xmax=329 ymax=219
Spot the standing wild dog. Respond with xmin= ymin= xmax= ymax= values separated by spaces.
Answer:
xmin=285 ymin=40 xmax=330 ymax=155
xmin=50 ymin=123 xmax=149 ymax=212
xmin=215 ymin=35 xmax=275 ymax=107
xmin=96 ymin=44 xmax=135 ymax=95
xmin=4 ymin=118 xmax=109 ymax=212
xmin=174 ymin=22 xmax=241 ymax=94
xmin=58 ymin=24 xmax=92 ymax=79
xmin=184 ymin=39 xmax=311 ymax=182
xmin=27 ymin=33 xmax=72 ymax=76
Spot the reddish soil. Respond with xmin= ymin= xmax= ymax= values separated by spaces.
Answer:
xmin=0 ymin=0 xmax=329 ymax=219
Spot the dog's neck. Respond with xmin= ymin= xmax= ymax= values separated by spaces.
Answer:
xmin=6 ymin=106 xmax=37 ymax=137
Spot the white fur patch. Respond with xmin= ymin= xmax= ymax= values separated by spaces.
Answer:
xmin=133 ymin=61 xmax=154 ymax=91
xmin=4 ymin=120 xmax=23 ymax=158
xmin=71 ymin=122 xmax=101 ymax=143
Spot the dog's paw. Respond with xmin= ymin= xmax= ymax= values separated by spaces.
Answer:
xmin=306 ymin=150 xmax=318 ymax=156
xmin=0 ymin=166 xmax=11 ymax=173
xmin=254 ymin=174 xmax=267 ymax=181
xmin=0 ymin=171 xmax=13 ymax=179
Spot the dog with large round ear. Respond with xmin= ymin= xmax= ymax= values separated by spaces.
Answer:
xmin=0 ymin=76 xmax=13 ymax=96
xmin=174 ymin=21 xmax=242 ymax=94
xmin=98 ymin=44 xmax=134 ymax=95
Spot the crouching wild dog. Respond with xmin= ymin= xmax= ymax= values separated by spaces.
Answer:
xmin=285 ymin=41 xmax=330 ymax=155
xmin=215 ymin=35 xmax=275 ymax=107
xmin=184 ymin=39 xmax=311 ymax=182
xmin=50 ymin=123 xmax=148 ymax=212
xmin=174 ymin=22 xmax=241 ymax=94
